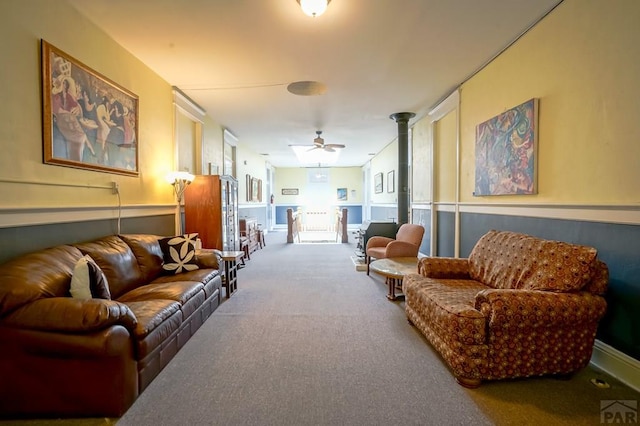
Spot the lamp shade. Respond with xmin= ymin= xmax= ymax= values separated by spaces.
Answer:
xmin=297 ymin=0 xmax=330 ymax=17
xmin=165 ymin=171 xmax=195 ymax=185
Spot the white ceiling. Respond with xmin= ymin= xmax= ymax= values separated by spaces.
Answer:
xmin=66 ymin=0 xmax=562 ymax=168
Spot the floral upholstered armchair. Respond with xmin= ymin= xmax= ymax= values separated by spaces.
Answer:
xmin=402 ymin=230 xmax=608 ymax=388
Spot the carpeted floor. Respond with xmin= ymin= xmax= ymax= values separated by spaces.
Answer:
xmin=3 ymin=231 xmax=638 ymax=425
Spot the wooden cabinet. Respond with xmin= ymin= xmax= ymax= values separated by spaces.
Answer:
xmin=239 ymin=217 xmax=259 ymax=255
xmin=184 ymin=175 xmax=239 ymax=251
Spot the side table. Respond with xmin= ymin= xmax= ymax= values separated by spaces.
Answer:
xmin=219 ymin=250 xmax=245 ymax=298
xmin=369 ymin=257 xmax=418 ymax=300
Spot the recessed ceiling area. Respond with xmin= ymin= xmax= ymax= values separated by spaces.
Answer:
xmin=65 ymin=0 xmax=563 ymax=167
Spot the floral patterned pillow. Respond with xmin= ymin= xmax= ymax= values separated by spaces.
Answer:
xmin=158 ymin=233 xmax=200 ymax=275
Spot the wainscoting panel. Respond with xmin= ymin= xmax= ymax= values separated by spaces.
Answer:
xmin=436 ymin=210 xmax=455 ymax=257
xmin=239 ymin=205 xmax=267 ymax=227
xmin=0 ymin=214 xmax=175 ymax=264
xmin=412 ymin=207 xmax=431 ymax=256
xmin=370 ymin=205 xmax=398 ymax=223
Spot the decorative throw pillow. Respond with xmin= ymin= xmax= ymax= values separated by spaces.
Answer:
xmin=158 ymin=233 xmax=200 ymax=275
xmin=70 ymin=255 xmax=111 ymax=299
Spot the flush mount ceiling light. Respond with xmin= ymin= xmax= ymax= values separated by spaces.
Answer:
xmin=296 ymin=0 xmax=331 ymax=17
xmin=287 ymin=81 xmax=327 ymax=96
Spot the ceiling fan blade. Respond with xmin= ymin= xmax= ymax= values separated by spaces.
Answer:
xmin=307 ymin=146 xmax=320 ymax=152
xmin=324 ymin=147 xmax=335 ymax=152
xmin=326 ymin=144 xmax=345 ymax=149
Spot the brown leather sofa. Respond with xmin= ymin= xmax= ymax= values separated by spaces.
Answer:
xmin=403 ymin=230 xmax=608 ymax=388
xmin=0 ymin=234 xmax=223 ymax=418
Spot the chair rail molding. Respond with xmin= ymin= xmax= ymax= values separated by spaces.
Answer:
xmin=0 ymin=204 xmax=175 ymax=228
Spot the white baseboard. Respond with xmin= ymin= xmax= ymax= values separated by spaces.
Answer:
xmin=590 ymin=339 xmax=640 ymax=392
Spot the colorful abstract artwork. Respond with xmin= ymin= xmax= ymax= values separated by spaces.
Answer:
xmin=474 ymin=98 xmax=538 ymax=196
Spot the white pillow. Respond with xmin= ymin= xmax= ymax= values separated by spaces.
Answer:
xmin=70 ymin=255 xmax=111 ymax=299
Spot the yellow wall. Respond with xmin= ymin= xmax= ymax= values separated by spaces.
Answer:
xmin=459 ymin=0 xmax=640 ymax=204
xmin=411 ymin=118 xmax=432 ymax=203
xmin=201 ymin=116 xmax=225 ymax=176
xmin=370 ymin=139 xmax=398 ymax=204
xmin=434 ymin=110 xmax=457 ymax=202
xmin=274 ymin=167 xmax=362 ymax=205
xmin=0 ymin=1 xmax=176 ymax=208
xmin=236 ymin=145 xmax=268 ymax=204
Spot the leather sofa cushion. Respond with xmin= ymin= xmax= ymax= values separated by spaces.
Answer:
xmin=468 ymin=230 xmax=597 ymax=292
xmin=118 ymin=234 xmax=164 ymax=283
xmin=152 ymin=268 xmax=219 ymax=287
xmin=0 ymin=245 xmax=83 ymax=316
xmin=117 ymin=281 xmax=205 ymax=319
xmin=117 ymin=281 xmax=204 ymax=305
xmin=74 ymin=236 xmax=144 ymax=299
xmin=123 ymin=299 xmax=181 ymax=360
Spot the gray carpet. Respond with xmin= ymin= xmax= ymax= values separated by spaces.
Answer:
xmin=115 ymin=231 xmax=638 ymax=426
xmin=4 ymin=232 xmax=635 ymax=426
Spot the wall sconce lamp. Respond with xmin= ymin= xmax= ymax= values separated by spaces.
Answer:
xmin=166 ymin=171 xmax=195 ymax=235
xmin=297 ymin=0 xmax=331 ymax=17
xmin=166 ymin=171 xmax=195 ymax=204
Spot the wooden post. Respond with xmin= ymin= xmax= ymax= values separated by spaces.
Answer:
xmin=341 ymin=208 xmax=349 ymax=243
xmin=287 ymin=208 xmax=293 ymax=243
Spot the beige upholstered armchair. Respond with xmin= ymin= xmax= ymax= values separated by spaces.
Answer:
xmin=365 ymin=223 xmax=425 ymax=275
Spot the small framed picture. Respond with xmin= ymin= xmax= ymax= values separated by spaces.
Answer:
xmin=387 ymin=170 xmax=395 ymax=193
xmin=374 ymin=172 xmax=383 ymax=193
xmin=337 ymin=188 xmax=347 ymax=201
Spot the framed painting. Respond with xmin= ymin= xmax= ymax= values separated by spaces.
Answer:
xmin=246 ymin=174 xmax=252 ymax=201
xmin=374 ymin=172 xmax=383 ymax=194
xmin=387 ymin=170 xmax=395 ymax=193
xmin=251 ymin=177 xmax=259 ymax=202
xmin=282 ymin=188 xmax=299 ymax=195
xmin=474 ymin=98 xmax=538 ymax=196
xmin=41 ymin=40 xmax=139 ymax=176
xmin=337 ymin=188 xmax=347 ymax=201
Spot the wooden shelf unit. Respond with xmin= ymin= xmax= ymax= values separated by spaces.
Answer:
xmin=184 ymin=175 xmax=239 ymax=251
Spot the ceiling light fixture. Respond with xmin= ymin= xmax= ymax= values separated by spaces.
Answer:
xmin=297 ymin=0 xmax=331 ymax=17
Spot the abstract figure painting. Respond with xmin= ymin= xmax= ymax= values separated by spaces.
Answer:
xmin=474 ymin=98 xmax=538 ymax=196
xmin=41 ymin=40 xmax=139 ymax=176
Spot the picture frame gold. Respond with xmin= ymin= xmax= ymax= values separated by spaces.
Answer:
xmin=41 ymin=40 xmax=139 ymax=176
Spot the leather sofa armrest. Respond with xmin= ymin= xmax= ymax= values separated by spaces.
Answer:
xmin=385 ymin=240 xmax=419 ymax=258
xmin=366 ymin=236 xmax=394 ymax=250
xmin=195 ymin=248 xmax=222 ymax=271
xmin=2 ymin=297 xmax=137 ymax=333
xmin=418 ymin=257 xmax=470 ymax=278
xmin=475 ymin=288 xmax=607 ymax=328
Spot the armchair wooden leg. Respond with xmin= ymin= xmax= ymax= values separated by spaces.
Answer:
xmin=366 ymin=255 xmax=370 ymax=275
xmin=455 ymin=376 xmax=481 ymax=389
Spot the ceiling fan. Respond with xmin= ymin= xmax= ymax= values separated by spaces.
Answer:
xmin=306 ymin=131 xmax=345 ymax=152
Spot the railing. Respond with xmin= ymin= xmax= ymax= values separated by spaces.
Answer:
xmin=303 ymin=210 xmax=331 ymax=231
xmin=286 ymin=207 xmax=301 ymax=243
xmin=336 ymin=208 xmax=348 ymax=243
